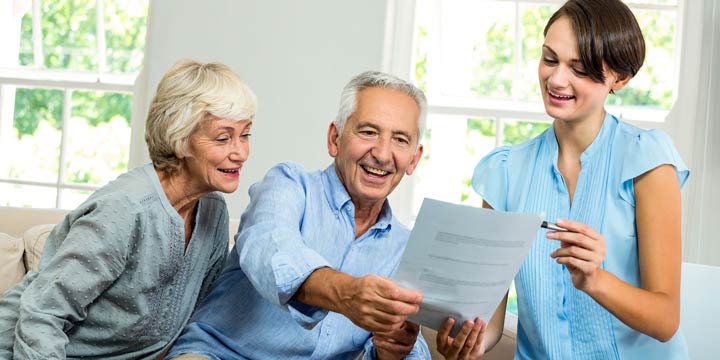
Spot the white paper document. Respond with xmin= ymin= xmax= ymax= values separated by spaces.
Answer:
xmin=395 ymin=198 xmax=543 ymax=335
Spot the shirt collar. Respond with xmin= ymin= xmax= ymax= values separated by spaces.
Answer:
xmin=547 ymin=111 xmax=616 ymax=164
xmin=579 ymin=111 xmax=615 ymax=162
xmin=321 ymin=164 xmax=393 ymax=233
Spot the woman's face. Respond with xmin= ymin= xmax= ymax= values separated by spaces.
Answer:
xmin=183 ymin=117 xmax=252 ymax=194
xmin=539 ymin=16 xmax=621 ymax=125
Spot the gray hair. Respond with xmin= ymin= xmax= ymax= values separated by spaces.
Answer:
xmin=145 ymin=59 xmax=257 ymax=173
xmin=334 ymin=71 xmax=427 ymax=148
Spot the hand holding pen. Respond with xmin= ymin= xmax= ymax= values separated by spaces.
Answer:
xmin=545 ymin=219 xmax=607 ymax=293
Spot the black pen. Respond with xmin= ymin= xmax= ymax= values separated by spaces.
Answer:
xmin=541 ymin=221 xmax=568 ymax=232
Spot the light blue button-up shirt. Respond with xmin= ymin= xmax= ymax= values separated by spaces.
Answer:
xmin=168 ymin=162 xmax=429 ymax=360
xmin=472 ymin=113 xmax=689 ymax=359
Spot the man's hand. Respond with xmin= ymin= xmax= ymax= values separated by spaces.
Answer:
xmin=337 ymin=274 xmax=422 ymax=333
xmin=294 ymin=268 xmax=422 ymax=333
xmin=373 ymin=321 xmax=421 ymax=360
xmin=437 ymin=317 xmax=486 ymax=360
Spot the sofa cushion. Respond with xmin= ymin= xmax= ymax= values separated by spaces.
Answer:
xmin=0 ymin=232 xmax=26 ymax=295
xmin=22 ymin=224 xmax=56 ymax=273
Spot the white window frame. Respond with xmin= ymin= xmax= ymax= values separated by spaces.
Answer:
xmin=386 ymin=0 xmax=688 ymax=224
xmin=384 ymin=0 xmax=712 ymax=326
xmin=0 ymin=0 xmax=142 ymax=208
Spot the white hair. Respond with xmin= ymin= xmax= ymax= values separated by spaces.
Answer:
xmin=145 ymin=59 xmax=257 ymax=173
xmin=334 ymin=71 xmax=427 ymax=149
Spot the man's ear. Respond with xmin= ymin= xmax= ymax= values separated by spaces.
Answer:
xmin=405 ymin=144 xmax=424 ymax=176
xmin=327 ymin=122 xmax=340 ymax=158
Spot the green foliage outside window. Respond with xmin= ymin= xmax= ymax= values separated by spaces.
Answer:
xmin=4 ymin=0 xmax=147 ymax=198
xmin=14 ymin=0 xmax=147 ymax=137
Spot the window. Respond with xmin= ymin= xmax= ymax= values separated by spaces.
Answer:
xmin=0 ymin=0 xmax=148 ymax=209
xmin=407 ymin=0 xmax=683 ymax=315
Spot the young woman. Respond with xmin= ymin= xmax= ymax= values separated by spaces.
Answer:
xmin=469 ymin=0 xmax=689 ymax=358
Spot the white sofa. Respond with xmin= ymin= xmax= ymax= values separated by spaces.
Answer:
xmin=0 ymin=205 xmax=516 ymax=359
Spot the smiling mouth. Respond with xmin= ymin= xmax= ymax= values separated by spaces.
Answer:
xmin=549 ymin=90 xmax=575 ymax=101
xmin=361 ymin=165 xmax=389 ymax=177
xmin=218 ymin=168 xmax=239 ymax=174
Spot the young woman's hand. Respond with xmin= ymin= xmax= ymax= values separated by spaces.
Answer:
xmin=436 ymin=317 xmax=486 ymax=360
xmin=548 ymin=218 xmax=606 ymax=293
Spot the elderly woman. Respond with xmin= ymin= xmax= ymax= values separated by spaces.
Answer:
xmin=0 ymin=59 xmax=257 ymax=359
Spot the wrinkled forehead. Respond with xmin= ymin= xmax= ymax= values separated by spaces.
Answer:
xmin=351 ymin=88 xmax=421 ymax=136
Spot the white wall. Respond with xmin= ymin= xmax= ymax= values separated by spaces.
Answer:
xmin=130 ymin=0 xmax=389 ymax=217
xmin=679 ymin=0 xmax=720 ymax=266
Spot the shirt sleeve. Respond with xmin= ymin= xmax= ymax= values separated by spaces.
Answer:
xmin=618 ymin=129 xmax=690 ymax=206
xmin=361 ymin=327 xmax=431 ymax=359
xmin=471 ymin=146 xmax=511 ymax=211
xmin=13 ymin=196 xmax=136 ymax=359
xmin=234 ymin=163 xmax=331 ymax=328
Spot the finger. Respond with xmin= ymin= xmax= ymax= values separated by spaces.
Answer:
xmin=555 ymin=256 xmax=596 ymax=274
xmin=373 ymin=336 xmax=414 ymax=355
xmin=363 ymin=290 xmax=421 ymax=317
xmin=374 ymin=323 xmax=419 ymax=346
xmin=437 ymin=317 xmax=455 ymax=350
xmin=469 ymin=319 xmax=488 ymax=358
xmin=384 ymin=282 xmax=424 ymax=305
xmin=555 ymin=219 xmax=603 ymax=240
xmin=458 ymin=318 xmax=485 ymax=359
xmin=351 ymin=311 xmax=407 ymax=333
xmin=355 ymin=305 xmax=408 ymax=327
xmin=550 ymin=245 xmax=597 ymax=262
xmin=449 ymin=320 xmax=475 ymax=358
xmin=547 ymin=232 xmax=603 ymax=256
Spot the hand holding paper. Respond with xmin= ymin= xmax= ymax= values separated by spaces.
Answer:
xmin=394 ymin=198 xmax=542 ymax=336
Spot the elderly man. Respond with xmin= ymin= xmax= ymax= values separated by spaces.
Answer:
xmin=167 ymin=71 xmax=430 ymax=359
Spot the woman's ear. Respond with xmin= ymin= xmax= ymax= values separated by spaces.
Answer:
xmin=611 ymin=74 xmax=632 ymax=93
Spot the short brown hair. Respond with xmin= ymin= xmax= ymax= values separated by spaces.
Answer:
xmin=544 ymin=0 xmax=646 ymax=84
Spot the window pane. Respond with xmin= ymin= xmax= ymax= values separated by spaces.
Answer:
xmin=417 ymin=0 xmax=515 ymax=99
xmin=104 ymin=0 xmax=149 ymax=73
xmin=1 ymin=88 xmax=63 ymax=183
xmin=18 ymin=12 xmax=33 ymax=66
xmin=42 ymin=0 xmax=97 ymax=71
xmin=412 ymin=115 xmax=496 ymax=214
xmin=507 ymin=281 xmax=518 ymax=315
xmin=518 ymin=3 xmax=560 ymax=102
xmin=503 ymin=119 xmax=551 ymax=146
xmin=0 ymin=183 xmax=57 ymax=208
xmin=611 ymin=8 xmax=677 ymax=110
xmin=59 ymin=188 xmax=93 ymax=209
xmin=64 ymin=91 xmax=131 ymax=186
xmin=415 ymin=1 xmax=679 ymax=112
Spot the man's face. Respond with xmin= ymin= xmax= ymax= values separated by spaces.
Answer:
xmin=328 ymin=87 xmax=423 ymax=210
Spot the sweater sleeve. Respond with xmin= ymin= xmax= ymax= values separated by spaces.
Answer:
xmin=196 ymin=204 xmax=230 ymax=305
xmin=13 ymin=196 xmax=137 ymax=359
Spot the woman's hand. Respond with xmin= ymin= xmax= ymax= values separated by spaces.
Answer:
xmin=436 ymin=317 xmax=486 ymax=360
xmin=548 ymin=219 xmax=606 ymax=293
